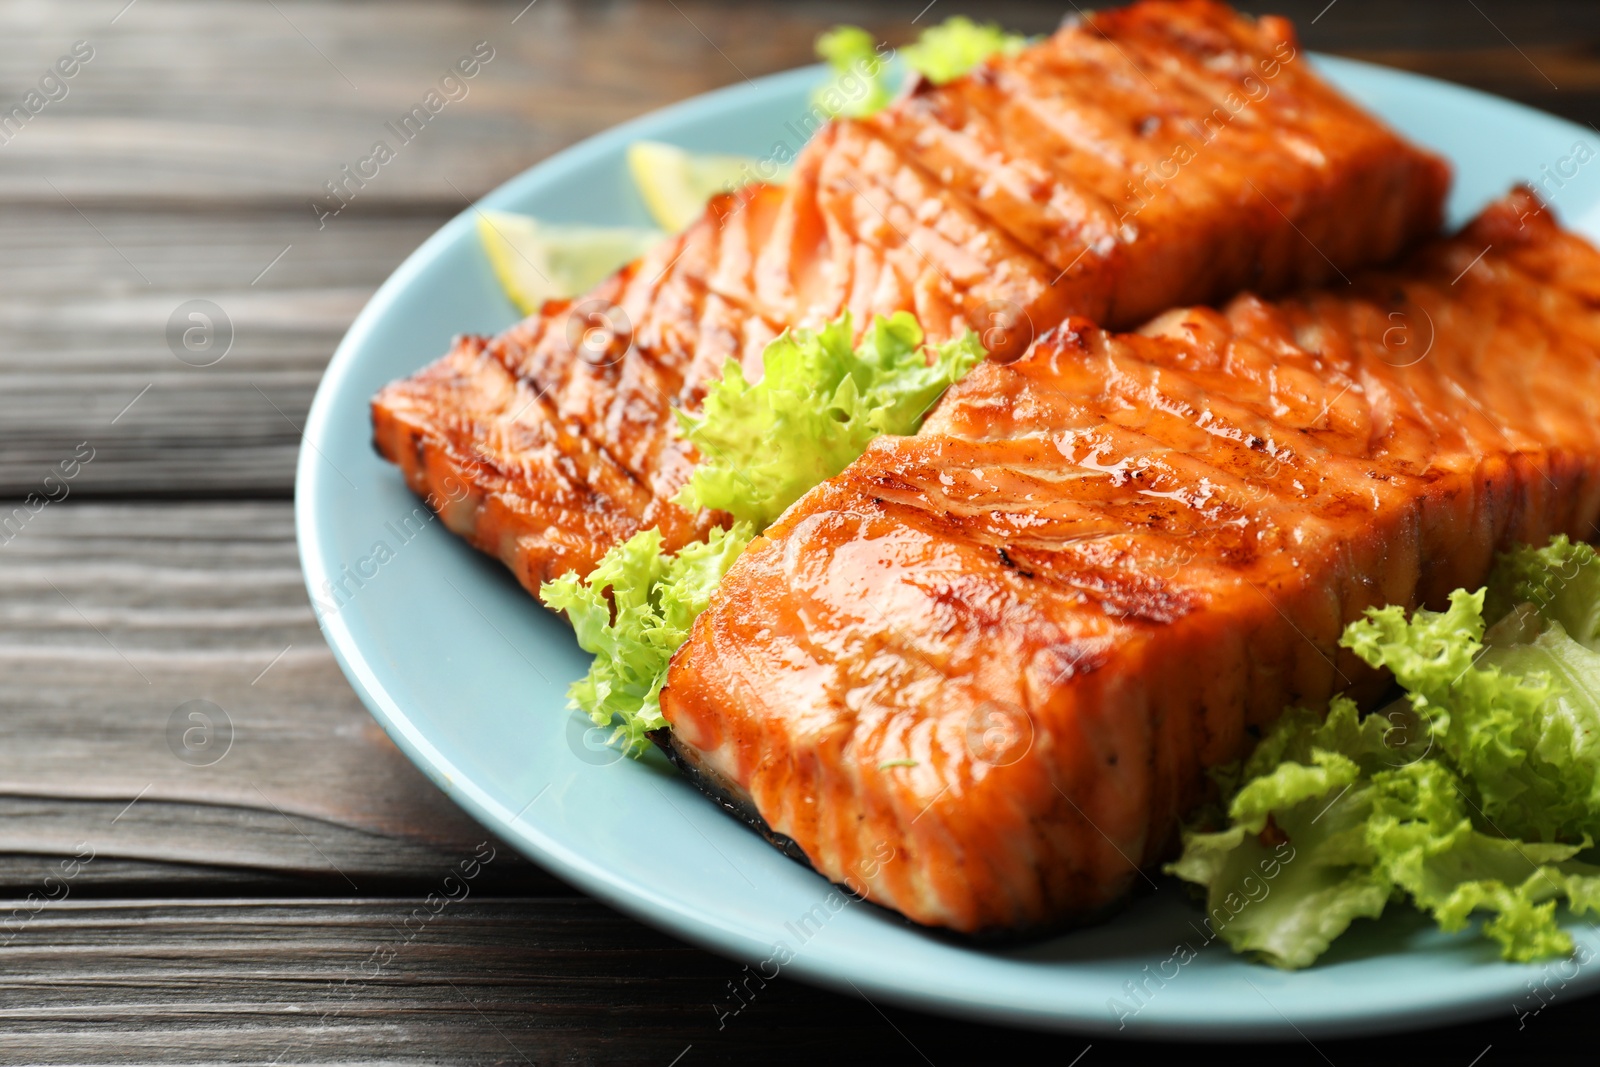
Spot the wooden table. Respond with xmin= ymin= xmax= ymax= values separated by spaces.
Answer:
xmin=5 ymin=1 xmax=1597 ymax=1061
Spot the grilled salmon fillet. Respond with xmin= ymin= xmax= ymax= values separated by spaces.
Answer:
xmin=660 ymin=189 xmax=1600 ymax=935
xmin=372 ymin=0 xmax=1449 ymax=596
xmin=371 ymin=189 xmax=783 ymax=586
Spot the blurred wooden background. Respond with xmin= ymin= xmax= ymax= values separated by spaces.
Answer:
xmin=3 ymin=1 xmax=1598 ymax=1063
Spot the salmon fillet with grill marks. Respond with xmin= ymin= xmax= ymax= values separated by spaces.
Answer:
xmin=371 ymin=0 xmax=1450 ymax=596
xmin=659 ymin=190 xmax=1600 ymax=935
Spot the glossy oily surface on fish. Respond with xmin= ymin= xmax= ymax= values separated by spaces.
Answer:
xmin=371 ymin=0 xmax=1449 ymax=597
xmin=661 ymin=190 xmax=1600 ymax=936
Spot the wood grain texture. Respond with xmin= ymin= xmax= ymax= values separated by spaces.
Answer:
xmin=0 ymin=896 xmax=1584 ymax=1066
xmin=0 ymin=206 xmax=437 ymax=497
xmin=0 ymin=500 xmax=561 ymax=893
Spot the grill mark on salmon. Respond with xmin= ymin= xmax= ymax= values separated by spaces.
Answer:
xmin=372 ymin=0 xmax=1449 ymax=599
xmin=659 ymin=190 xmax=1600 ymax=935
xmin=868 ymin=1 xmax=1450 ymax=325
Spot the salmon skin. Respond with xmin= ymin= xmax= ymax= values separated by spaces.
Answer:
xmin=371 ymin=0 xmax=1449 ymax=597
xmin=660 ymin=190 xmax=1600 ymax=936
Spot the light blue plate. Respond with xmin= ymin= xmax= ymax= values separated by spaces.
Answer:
xmin=298 ymin=57 xmax=1600 ymax=1039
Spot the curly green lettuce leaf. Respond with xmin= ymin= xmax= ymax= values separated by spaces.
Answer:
xmin=1472 ymin=623 xmax=1600 ymax=840
xmin=1168 ymin=697 xmax=1600 ymax=968
xmin=539 ymin=523 xmax=753 ymax=754
xmin=1368 ymin=777 xmax=1600 ymax=963
xmin=811 ymin=18 xmax=1028 ymax=119
xmin=674 ymin=312 xmax=983 ymax=528
xmin=1174 ymin=537 xmax=1600 ymax=968
xmin=1342 ymin=584 xmax=1600 ymax=842
xmin=1488 ymin=534 xmax=1600 ymax=648
xmin=1167 ymin=698 xmax=1397 ymax=969
xmin=902 ymin=16 xmax=1026 ymax=84
xmin=811 ymin=25 xmax=895 ymax=119
xmin=1337 ymin=588 xmax=1489 ymax=737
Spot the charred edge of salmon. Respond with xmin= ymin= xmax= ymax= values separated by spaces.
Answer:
xmin=647 ymin=727 xmax=1152 ymax=946
xmin=647 ymin=726 xmax=810 ymax=864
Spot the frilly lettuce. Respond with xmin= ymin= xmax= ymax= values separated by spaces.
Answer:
xmin=1347 ymin=564 xmax=1600 ymax=843
xmin=902 ymin=16 xmax=1027 ymax=84
xmin=812 ymin=17 xmax=1028 ymax=119
xmin=674 ymin=311 xmax=983 ymax=527
xmin=1169 ymin=535 xmax=1600 ymax=967
xmin=540 ymin=524 xmax=752 ymax=753
xmin=1488 ymin=535 xmax=1600 ymax=645
xmin=812 ymin=26 xmax=895 ymax=119
xmin=543 ymin=311 xmax=980 ymax=756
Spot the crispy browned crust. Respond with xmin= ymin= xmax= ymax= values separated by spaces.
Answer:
xmin=660 ymin=189 xmax=1600 ymax=935
xmin=372 ymin=0 xmax=1450 ymax=597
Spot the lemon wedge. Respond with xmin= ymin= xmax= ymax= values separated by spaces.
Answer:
xmin=627 ymin=140 xmax=776 ymax=233
xmin=475 ymin=210 xmax=663 ymax=316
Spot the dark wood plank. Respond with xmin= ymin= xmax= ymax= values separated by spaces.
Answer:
xmin=0 ymin=898 xmax=997 ymax=1067
xmin=0 ymin=206 xmax=440 ymax=497
xmin=0 ymin=499 xmax=562 ymax=893
xmin=0 ymin=896 xmax=1589 ymax=1066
